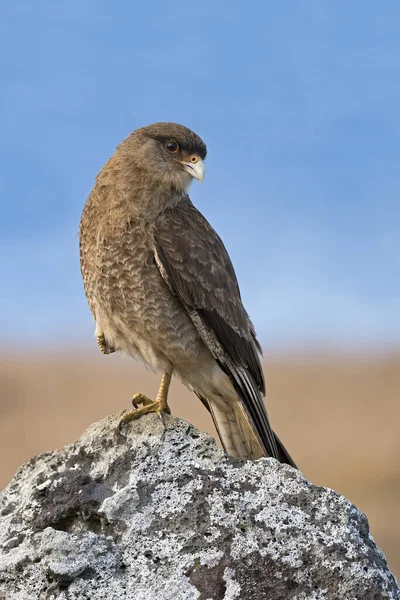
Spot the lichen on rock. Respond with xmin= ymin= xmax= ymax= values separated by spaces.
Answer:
xmin=0 ymin=413 xmax=398 ymax=599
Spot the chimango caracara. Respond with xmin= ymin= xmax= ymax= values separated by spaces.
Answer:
xmin=79 ymin=122 xmax=296 ymax=467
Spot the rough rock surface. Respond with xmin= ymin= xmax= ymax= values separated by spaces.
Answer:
xmin=0 ymin=413 xmax=398 ymax=600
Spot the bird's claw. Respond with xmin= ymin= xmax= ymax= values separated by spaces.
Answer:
xmin=131 ymin=393 xmax=155 ymax=409
xmin=97 ymin=333 xmax=115 ymax=355
xmin=119 ymin=394 xmax=171 ymax=428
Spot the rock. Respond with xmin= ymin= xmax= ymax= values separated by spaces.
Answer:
xmin=0 ymin=413 xmax=398 ymax=600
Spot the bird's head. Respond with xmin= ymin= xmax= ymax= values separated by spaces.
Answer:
xmin=117 ymin=122 xmax=207 ymax=192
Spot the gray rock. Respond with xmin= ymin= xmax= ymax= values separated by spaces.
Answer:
xmin=0 ymin=413 xmax=398 ymax=600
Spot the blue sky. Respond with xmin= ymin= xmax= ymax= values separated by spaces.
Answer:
xmin=0 ymin=1 xmax=399 ymax=350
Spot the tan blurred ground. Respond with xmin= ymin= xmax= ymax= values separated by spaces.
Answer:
xmin=0 ymin=348 xmax=399 ymax=578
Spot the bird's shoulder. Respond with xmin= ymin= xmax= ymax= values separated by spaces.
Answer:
xmin=154 ymin=197 xmax=239 ymax=289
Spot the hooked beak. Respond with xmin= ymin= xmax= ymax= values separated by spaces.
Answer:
xmin=180 ymin=156 xmax=205 ymax=182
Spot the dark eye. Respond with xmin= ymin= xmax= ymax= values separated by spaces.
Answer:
xmin=165 ymin=140 xmax=179 ymax=153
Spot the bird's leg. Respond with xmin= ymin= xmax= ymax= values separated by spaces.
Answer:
xmin=97 ymin=333 xmax=115 ymax=355
xmin=119 ymin=370 xmax=172 ymax=426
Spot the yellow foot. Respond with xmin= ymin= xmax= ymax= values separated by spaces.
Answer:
xmin=97 ymin=333 xmax=115 ymax=355
xmin=119 ymin=371 xmax=173 ymax=430
xmin=131 ymin=393 xmax=155 ymax=409
xmin=119 ymin=394 xmax=171 ymax=428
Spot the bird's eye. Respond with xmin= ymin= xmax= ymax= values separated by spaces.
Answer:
xmin=165 ymin=140 xmax=179 ymax=153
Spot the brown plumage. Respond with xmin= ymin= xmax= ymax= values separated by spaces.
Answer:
xmin=79 ymin=122 xmax=296 ymax=467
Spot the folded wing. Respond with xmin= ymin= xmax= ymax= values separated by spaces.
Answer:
xmin=153 ymin=197 xmax=294 ymax=463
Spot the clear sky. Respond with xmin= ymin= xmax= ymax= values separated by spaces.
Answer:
xmin=0 ymin=1 xmax=399 ymax=350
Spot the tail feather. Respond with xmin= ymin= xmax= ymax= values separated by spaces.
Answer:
xmin=207 ymin=399 xmax=265 ymax=459
xmin=274 ymin=432 xmax=297 ymax=468
xmin=218 ymin=361 xmax=281 ymax=461
xmin=200 ymin=394 xmax=297 ymax=467
xmin=207 ymin=400 xmax=251 ymax=458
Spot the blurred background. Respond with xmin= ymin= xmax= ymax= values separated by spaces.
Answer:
xmin=0 ymin=0 xmax=399 ymax=578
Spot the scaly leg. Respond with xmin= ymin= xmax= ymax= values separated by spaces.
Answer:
xmin=97 ymin=333 xmax=115 ymax=355
xmin=119 ymin=370 xmax=172 ymax=426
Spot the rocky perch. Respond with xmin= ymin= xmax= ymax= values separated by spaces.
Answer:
xmin=0 ymin=413 xmax=398 ymax=600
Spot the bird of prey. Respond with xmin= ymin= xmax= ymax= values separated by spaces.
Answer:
xmin=79 ymin=122 xmax=296 ymax=467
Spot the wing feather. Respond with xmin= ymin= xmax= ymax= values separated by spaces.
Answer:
xmin=153 ymin=198 xmax=281 ymax=460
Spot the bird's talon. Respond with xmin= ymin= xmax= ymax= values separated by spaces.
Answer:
xmin=157 ymin=412 xmax=167 ymax=427
xmin=119 ymin=397 xmax=171 ymax=428
xmin=131 ymin=393 xmax=154 ymax=408
xmin=97 ymin=333 xmax=115 ymax=355
xmin=158 ymin=403 xmax=171 ymax=416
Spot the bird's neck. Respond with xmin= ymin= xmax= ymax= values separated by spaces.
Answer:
xmin=93 ymin=159 xmax=188 ymax=226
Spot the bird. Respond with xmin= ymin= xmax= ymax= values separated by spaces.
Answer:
xmin=79 ymin=122 xmax=296 ymax=467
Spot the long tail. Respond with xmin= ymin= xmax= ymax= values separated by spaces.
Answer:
xmin=199 ymin=394 xmax=297 ymax=467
